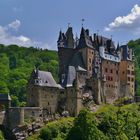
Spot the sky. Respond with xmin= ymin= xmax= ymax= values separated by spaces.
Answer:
xmin=0 ymin=0 xmax=140 ymax=50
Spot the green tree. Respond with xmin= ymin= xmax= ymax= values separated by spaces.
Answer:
xmin=67 ymin=109 xmax=106 ymax=140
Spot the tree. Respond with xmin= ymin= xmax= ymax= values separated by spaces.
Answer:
xmin=67 ymin=109 xmax=107 ymax=140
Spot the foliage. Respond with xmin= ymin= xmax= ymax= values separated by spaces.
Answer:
xmin=28 ymin=104 xmax=140 ymax=140
xmin=96 ymin=104 xmax=140 ymax=139
xmin=39 ymin=117 xmax=74 ymax=140
xmin=67 ymin=104 xmax=140 ymax=140
xmin=66 ymin=109 xmax=107 ymax=140
xmin=128 ymin=39 xmax=140 ymax=95
xmin=0 ymin=130 xmax=4 ymax=140
xmin=0 ymin=44 xmax=58 ymax=106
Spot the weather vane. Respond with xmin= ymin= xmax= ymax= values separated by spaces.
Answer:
xmin=81 ymin=18 xmax=85 ymax=27
xmin=68 ymin=22 xmax=71 ymax=28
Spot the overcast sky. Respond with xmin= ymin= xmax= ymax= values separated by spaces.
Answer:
xmin=0 ymin=0 xmax=140 ymax=50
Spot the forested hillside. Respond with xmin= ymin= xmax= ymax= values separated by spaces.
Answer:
xmin=128 ymin=39 xmax=140 ymax=95
xmin=0 ymin=44 xmax=58 ymax=106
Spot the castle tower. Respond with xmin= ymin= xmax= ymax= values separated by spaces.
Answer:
xmin=77 ymin=27 xmax=94 ymax=77
xmin=57 ymin=30 xmax=66 ymax=48
xmin=65 ymin=27 xmax=74 ymax=48
xmin=57 ymin=27 xmax=76 ymax=84
xmin=119 ymin=45 xmax=135 ymax=97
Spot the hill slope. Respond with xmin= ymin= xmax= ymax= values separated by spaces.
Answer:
xmin=0 ymin=44 xmax=59 ymax=106
xmin=27 ymin=104 xmax=140 ymax=140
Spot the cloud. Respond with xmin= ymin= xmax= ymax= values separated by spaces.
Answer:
xmin=105 ymin=4 xmax=140 ymax=32
xmin=0 ymin=19 xmax=52 ymax=49
xmin=13 ymin=7 xmax=23 ymax=12
xmin=0 ymin=20 xmax=39 ymax=47
xmin=8 ymin=19 xmax=21 ymax=30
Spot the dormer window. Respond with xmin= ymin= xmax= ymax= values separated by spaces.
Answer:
xmin=35 ymin=79 xmax=39 ymax=84
xmin=35 ymin=79 xmax=42 ymax=84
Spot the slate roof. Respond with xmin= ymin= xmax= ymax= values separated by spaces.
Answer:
xmin=98 ymin=36 xmax=115 ymax=48
xmin=69 ymin=51 xmax=85 ymax=69
xmin=0 ymin=94 xmax=11 ymax=101
xmin=77 ymin=27 xmax=93 ymax=49
xmin=62 ymin=65 xmax=87 ymax=87
xmin=34 ymin=70 xmax=61 ymax=88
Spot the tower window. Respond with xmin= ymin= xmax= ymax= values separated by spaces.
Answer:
xmin=89 ymin=58 xmax=91 ymax=63
xmin=108 ymin=76 xmax=110 ymax=81
xmin=131 ymin=78 xmax=134 ymax=82
xmin=127 ymin=70 xmax=130 ymax=74
xmin=89 ymin=66 xmax=92 ymax=71
xmin=131 ymin=71 xmax=134 ymax=75
xmin=105 ymin=68 xmax=108 ymax=72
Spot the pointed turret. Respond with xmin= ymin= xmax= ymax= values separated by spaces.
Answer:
xmin=57 ymin=30 xmax=66 ymax=48
xmin=65 ymin=27 xmax=74 ymax=48
xmin=96 ymin=35 xmax=100 ymax=46
xmin=116 ymin=42 xmax=120 ymax=52
xmin=57 ymin=30 xmax=63 ymax=42
xmin=77 ymin=27 xmax=87 ymax=48
xmin=80 ymin=27 xmax=86 ymax=38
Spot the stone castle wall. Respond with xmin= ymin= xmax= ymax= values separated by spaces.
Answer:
xmin=4 ymin=107 xmax=42 ymax=130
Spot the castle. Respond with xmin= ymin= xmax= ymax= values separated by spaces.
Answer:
xmin=27 ymin=26 xmax=135 ymax=116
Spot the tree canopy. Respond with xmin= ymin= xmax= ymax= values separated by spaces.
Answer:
xmin=0 ymin=44 xmax=58 ymax=106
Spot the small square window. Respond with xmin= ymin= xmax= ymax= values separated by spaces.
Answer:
xmin=131 ymin=78 xmax=134 ymax=82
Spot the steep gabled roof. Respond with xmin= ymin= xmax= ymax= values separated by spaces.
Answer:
xmin=77 ymin=27 xmax=93 ymax=49
xmin=31 ymin=70 xmax=60 ymax=88
xmin=69 ymin=51 xmax=85 ymax=68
